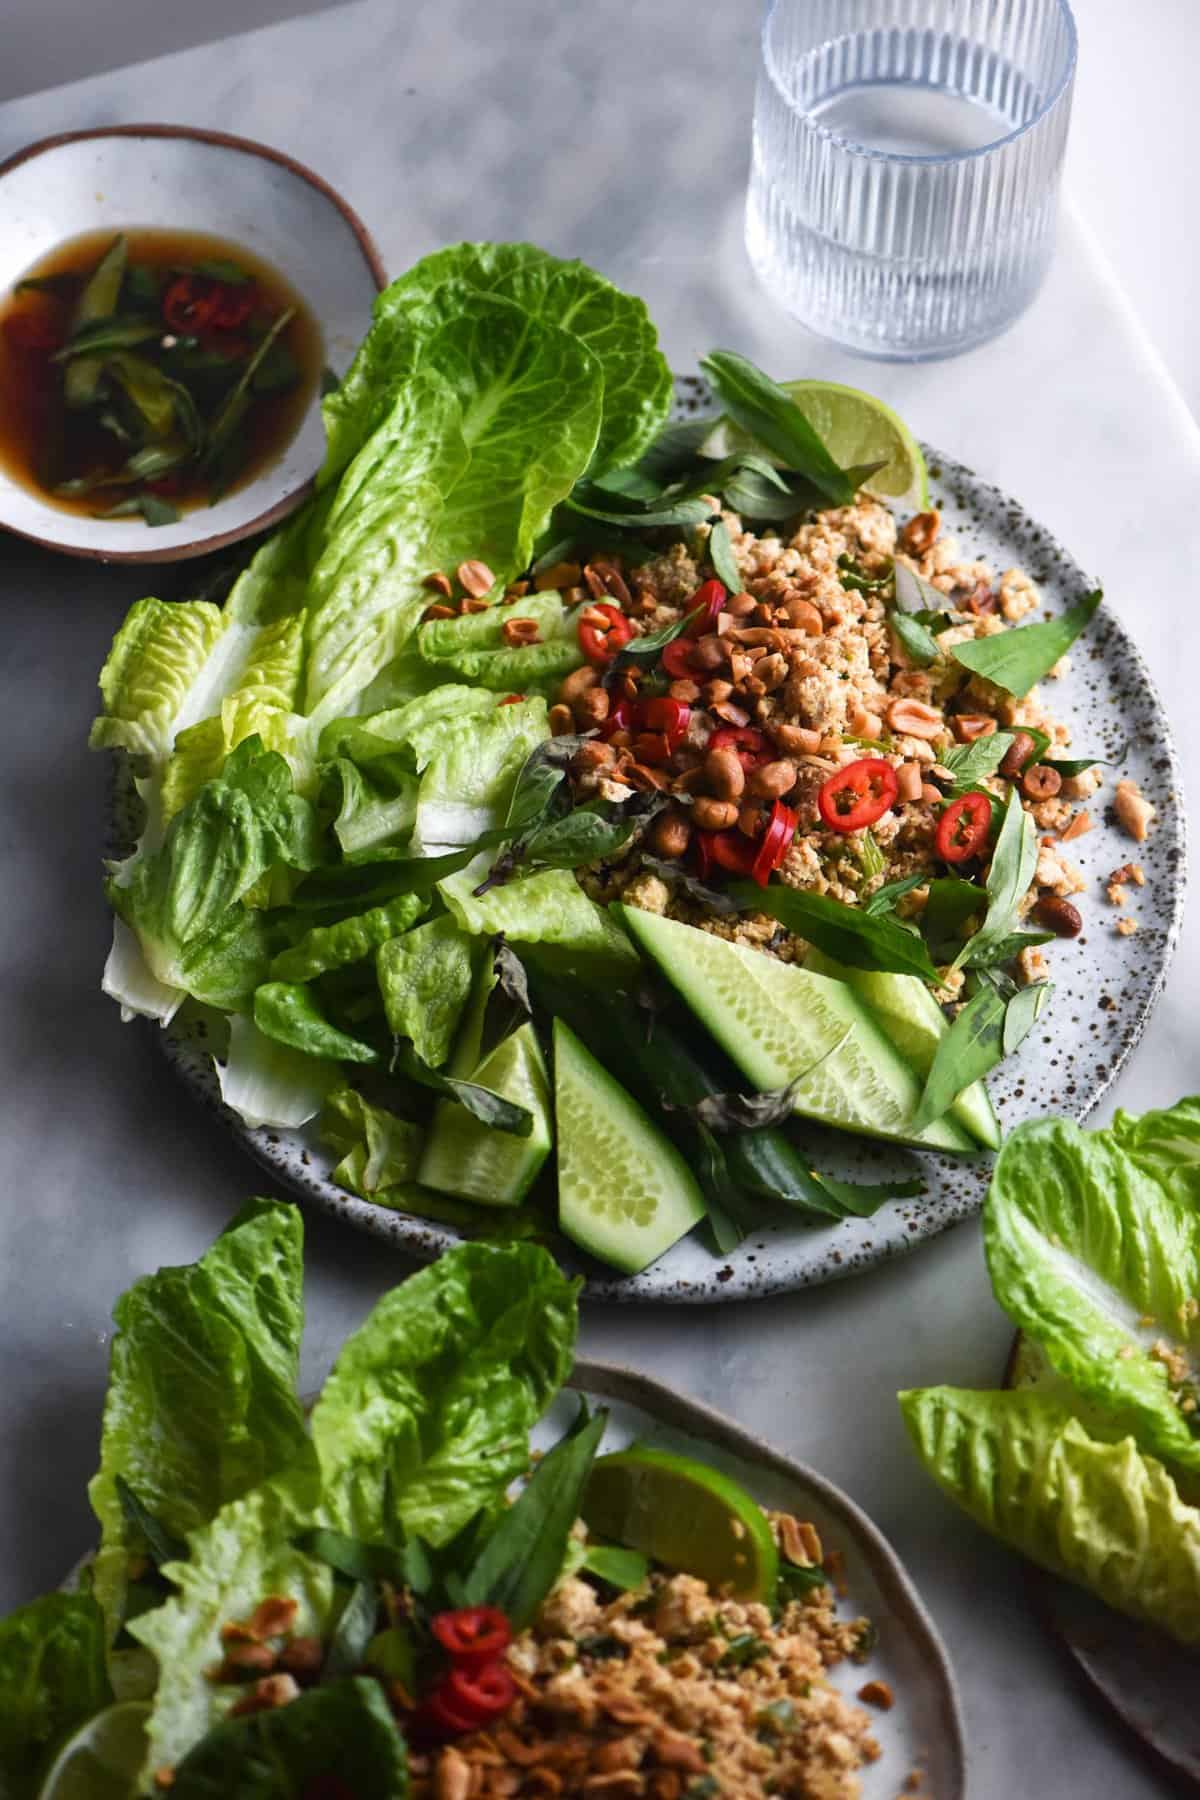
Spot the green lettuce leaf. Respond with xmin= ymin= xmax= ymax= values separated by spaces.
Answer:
xmin=269 ymin=894 xmax=425 ymax=984
xmin=309 ymin=1241 xmax=579 ymax=1546
xmin=984 ymin=1109 xmax=1200 ymax=1474
xmin=253 ymin=982 xmax=380 ymax=1064
xmin=900 ymin=1386 xmax=1200 ymax=1643
xmin=170 ymin=1675 xmax=407 ymax=1799
xmin=108 ymin=738 xmax=319 ymax=1004
xmin=413 ymin=695 xmax=548 ymax=852
xmin=0 ymin=1593 xmax=112 ymax=1798
xmin=89 ymin=596 xmax=226 ymax=763
xmin=377 ymin=913 xmax=480 ymax=1067
xmin=88 ymin=1197 xmax=308 ymax=1638
xmin=438 ymin=857 xmax=638 ymax=974
xmin=320 ymin=1085 xmax=425 ymax=1198
xmin=322 ymin=241 xmax=669 ymax=482
xmin=217 ymin=1016 xmax=338 ymax=1129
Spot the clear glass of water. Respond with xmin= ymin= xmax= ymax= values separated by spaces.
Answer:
xmin=745 ymin=0 xmax=1077 ymax=360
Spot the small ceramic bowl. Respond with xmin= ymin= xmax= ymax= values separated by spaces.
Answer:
xmin=0 ymin=124 xmax=386 ymax=564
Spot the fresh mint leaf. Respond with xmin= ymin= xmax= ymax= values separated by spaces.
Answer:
xmin=950 ymin=590 xmax=1103 ymax=698
xmin=734 ymin=883 xmax=939 ymax=983
xmin=463 ymin=1403 xmax=608 ymax=1630
xmin=708 ymin=518 xmax=742 ymax=593
xmin=699 ymin=351 xmax=854 ymax=506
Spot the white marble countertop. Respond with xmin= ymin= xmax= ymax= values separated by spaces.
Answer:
xmin=1 ymin=3 xmax=1198 ymax=1793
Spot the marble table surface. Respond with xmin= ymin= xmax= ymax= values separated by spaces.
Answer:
xmin=2 ymin=3 xmax=1199 ymax=1793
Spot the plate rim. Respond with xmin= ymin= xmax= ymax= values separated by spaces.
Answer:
xmin=0 ymin=122 xmax=388 ymax=566
xmin=128 ymin=435 xmax=1186 ymax=1299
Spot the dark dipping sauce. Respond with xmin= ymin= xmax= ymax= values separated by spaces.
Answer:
xmin=0 ymin=228 xmax=323 ymax=525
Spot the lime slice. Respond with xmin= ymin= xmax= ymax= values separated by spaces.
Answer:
xmin=781 ymin=380 xmax=929 ymax=508
xmin=37 ymin=1701 xmax=151 ymax=1800
xmin=581 ymin=1445 xmax=779 ymax=1602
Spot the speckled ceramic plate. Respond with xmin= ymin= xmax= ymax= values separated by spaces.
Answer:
xmin=64 ymin=1359 xmax=966 ymax=1798
xmin=1006 ymin=1334 xmax=1200 ymax=1787
xmin=123 ymin=400 xmax=1184 ymax=1301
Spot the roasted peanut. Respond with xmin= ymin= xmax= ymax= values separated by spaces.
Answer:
xmin=692 ymin=796 xmax=739 ymax=830
xmin=436 ymin=1749 xmax=473 ymax=1800
xmin=651 ymin=810 xmax=693 ymax=858
xmin=895 ymin=761 xmax=924 ymax=803
xmin=898 ymin=510 xmax=940 ymax=555
xmin=421 ymin=603 xmax=456 ymax=622
xmin=847 ymin=705 xmax=882 ymax=739
xmin=748 ymin=757 xmax=797 ymax=800
xmin=456 ymin=559 xmax=495 ymax=598
xmin=1022 ymin=763 xmax=1062 ymax=800
xmin=737 ymin=802 xmax=765 ymax=837
xmin=422 ymin=570 xmax=453 ymax=597
xmin=559 ymin=665 xmax=599 ymax=704
xmin=504 ymin=580 xmax=530 ymax=599
xmin=711 ymin=699 xmax=750 ymax=727
xmin=771 ymin=722 xmax=823 ymax=756
xmin=999 ymin=730 xmax=1036 ymax=778
xmin=701 ymin=678 xmax=733 ymax=707
xmin=667 ymin=678 xmax=701 ymax=703
xmin=784 ymin=595 xmax=824 ymax=634
xmin=583 ymin=562 xmax=632 ymax=608
xmin=572 ymin=741 xmax=615 ymax=773
xmin=279 ymin=1636 xmax=323 ymax=1678
xmin=921 ymin=782 xmax=942 ymax=804
xmin=691 ymin=635 xmax=727 ymax=671
xmin=886 ymin=697 xmax=943 ymax=740
xmin=624 ymin=762 xmax=670 ymax=792
xmin=966 ymin=582 xmax=999 ymax=615
xmin=574 ymin=688 xmax=610 ymax=728
xmin=548 ymin=704 xmax=574 ymax=736
xmin=727 ymin=590 xmax=758 ymax=617
xmin=501 ymin=616 xmax=541 ymax=647
xmin=754 ymin=652 xmax=788 ymax=691
xmin=1035 ymin=894 xmax=1083 ymax=937
xmin=704 ymin=746 xmax=746 ymax=800
xmin=534 ymin=560 xmax=582 ymax=592
xmin=459 ymin=597 xmax=489 ymax=615
xmin=221 ymin=1641 xmax=277 ymax=1673
xmin=229 ymin=1674 xmax=300 ymax=1717
xmin=952 ymin=714 xmax=996 ymax=743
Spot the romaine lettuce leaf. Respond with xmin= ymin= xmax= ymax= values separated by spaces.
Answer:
xmin=438 ymin=857 xmax=638 ymax=973
xmin=88 ymin=1198 xmax=307 ymax=1640
xmin=170 ymin=1675 xmax=407 ymax=1800
xmin=984 ymin=1109 xmax=1200 ymax=1474
xmin=89 ymin=596 xmax=226 ymax=763
xmin=322 ymin=241 xmax=670 ymax=481
xmin=900 ymin=1386 xmax=1200 ymax=1643
xmin=412 ymin=695 xmax=547 ymax=852
xmin=309 ymin=1241 xmax=579 ymax=1546
xmin=417 ymin=589 xmax=566 ymax=660
xmin=0 ymin=1592 xmax=112 ymax=1798
xmin=320 ymin=1085 xmax=425 ymax=1198
xmin=376 ymin=914 xmax=480 ymax=1067
xmin=102 ymin=917 xmax=185 ymax=1026
xmin=253 ymin=982 xmax=380 ymax=1064
xmin=108 ymin=738 xmax=319 ymax=1003
xmin=321 ymin=758 xmax=419 ymax=858
xmin=269 ymin=894 xmax=425 ymax=984
xmin=217 ymin=1016 xmax=337 ymax=1129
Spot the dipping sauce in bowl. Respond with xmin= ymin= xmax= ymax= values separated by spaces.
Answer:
xmin=0 ymin=227 xmax=323 ymax=527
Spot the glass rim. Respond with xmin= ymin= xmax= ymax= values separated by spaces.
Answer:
xmin=759 ymin=0 xmax=1078 ymax=167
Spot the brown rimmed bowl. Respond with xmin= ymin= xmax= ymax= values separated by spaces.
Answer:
xmin=0 ymin=124 xmax=385 ymax=564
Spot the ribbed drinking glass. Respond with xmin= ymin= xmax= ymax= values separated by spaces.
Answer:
xmin=745 ymin=0 xmax=1078 ymax=359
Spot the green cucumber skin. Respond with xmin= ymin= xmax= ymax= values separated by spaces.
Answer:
xmin=803 ymin=948 xmax=1002 ymax=1151
xmin=525 ymin=958 xmax=840 ymax=1219
xmin=554 ymin=1019 xmax=706 ymax=1274
xmin=620 ymin=905 xmax=974 ymax=1155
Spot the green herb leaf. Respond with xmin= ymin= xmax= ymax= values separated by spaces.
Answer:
xmin=733 ymin=884 xmax=940 ymax=983
xmin=699 ymin=351 xmax=854 ymax=506
xmin=956 ymin=790 xmax=1038 ymax=969
xmin=566 ymin=490 xmax=711 ymax=529
xmin=582 ymin=1545 xmax=650 ymax=1591
xmin=1044 ymin=748 xmax=1121 ymax=779
xmin=858 ymin=829 xmax=886 ymax=881
xmin=719 ymin=1631 xmax=770 ymax=1668
xmin=393 ymin=1042 xmax=535 ymax=1137
xmin=204 ymin=307 xmax=296 ymax=476
xmin=950 ymin=590 xmax=1103 ymax=698
xmin=939 ymin=733 xmax=1015 ymax=787
xmin=966 ymin=928 xmax=1055 ymax=968
xmin=170 ymin=1676 xmax=407 ymax=1800
xmin=893 ymin=561 xmax=948 ymax=614
xmin=838 ymin=554 xmax=891 ymax=594
xmin=99 ymin=493 xmax=180 ymax=526
xmin=16 ymin=272 xmax=81 ymax=299
xmin=55 ymin=316 xmax=163 ymax=359
xmin=636 ymin=416 xmax=719 ymax=483
xmin=477 ymin=940 xmax=532 ymax=1065
xmin=708 ymin=518 xmax=742 ymax=593
xmin=1002 ymin=979 xmax=1053 ymax=1055
xmin=862 ymin=871 xmax=929 ymax=916
xmin=911 ymin=980 xmax=1008 ymax=1133
xmin=815 ymin=1173 xmax=925 ymax=1214
xmin=776 ymin=1562 xmax=828 ymax=1601
xmin=463 ymin=1402 xmax=608 ymax=1630
xmin=922 ymin=876 xmax=983 ymax=957
xmin=890 ymin=611 xmax=941 ymax=667
xmin=322 ymin=1579 xmax=378 ymax=1682
xmin=193 ymin=258 xmax=250 ymax=284
xmin=253 ymin=981 xmax=380 ymax=1065
xmin=293 ymin=1528 xmax=408 ymax=1586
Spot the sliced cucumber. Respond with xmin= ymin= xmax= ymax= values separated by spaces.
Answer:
xmin=803 ymin=947 xmax=1001 ymax=1150
xmin=554 ymin=1019 xmax=706 ymax=1273
xmin=619 ymin=906 xmax=974 ymax=1155
xmin=418 ymin=959 xmax=553 ymax=1205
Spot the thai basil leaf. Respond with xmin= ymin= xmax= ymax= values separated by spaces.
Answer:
xmin=638 ymin=855 xmax=742 ymax=916
xmin=1002 ymin=980 xmax=1053 ymax=1056
xmin=911 ymin=980 xmax=1008 ymax=1133
xmin=939 ymin=733 xmax=1015 ymax=786
xmin=293 ymin=1529 xmax=410 ymax=1587
xmin=193 ymin=258 xmax=251 ymax=284
xmin=838 ymin=554 xmax=891 ymax=594
xmin=692 ymin=1123 xmax=751 ymax=1251
xmin=893 ymin=561 xmax=948 ymax=614
xmin=393 ymin=1043 xmax=533 ymax=1137
xmin=1044 ymin=746 xmax=1123 ymax=779
xmin=462 ymin=1403 xmax=608 ymax=1630
xmin=857 ymin=830 xmax=885 ymax=881
xmin=636 ymin=415 xmax=720 ymax=482
xmin=956 ymin=791 xmax=1038 ymax=969
xmin=950 ymin=590 xmax=1103 ymax=698
xmin=204 ymin=308 xmax=296 ymax=472
xmin=56 ymin=316 xmax=162 ymax=359
xmin=588 ymin=464 xmax=664 ymax=502
xmin=816 ymin=1173 xmax=925 ymax=1215
xmin=524 ymin=801 xmax=639 ymax=868
xmin=922 ymin=876 xmax=984 ymax=956
xmin=890 ymin=612 xmax=941 ymax=667
xmin=477 ymin=940 xmax=533 ymax=1064
xmin=100 ymin=493 xmax=180 ymax=526
xmin=603 ymin=603 xmax=705 ymax=686
xmin=681 ymin=1027 xmax=851 ymax=1133
xmin=862 ymin=871 xmax=929 ymax=917
xmin=966 ymin=929 xmax=1055 ymax=969
xmin=734 ymin=883 xmax=940 ymax=983
xmin=582 ymin=1546 xmax=650 ymax=1591
xmin=116 ymin=1476 xmax=186 ymax=1570
xmin=322 ymin=1579 xmax=379 ymax=1682
xmin=699 ymin=352 xmax=854 ymax=505
xmin=16 ymin=272 xmax=81 ymax=299
xmin=708 ymin=518 xmax=742 ymax=593
xmin=565 ymin=491 xmax=711 ymax=529
xmin=723 ymin=464 xmax=813 ymax=522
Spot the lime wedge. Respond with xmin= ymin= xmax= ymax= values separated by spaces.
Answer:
xmin=37 ymin=1701 xmax=151 ymax=1800
xmin=781 ymin=380 xmax=929 ymax=508
xmin=581 ymin=1445 xmax=779 ymax=1602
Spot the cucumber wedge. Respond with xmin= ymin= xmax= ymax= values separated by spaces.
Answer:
xmin=554 ymin=1019 xmax=706 ymax=1272
xmin=418 ymin=959 xmax=553 ymax=1205
xmin=619 ymin=906 xmax=974 ymax=1155
xmin=803 ymin=947 xmax=1001 ymax=1150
